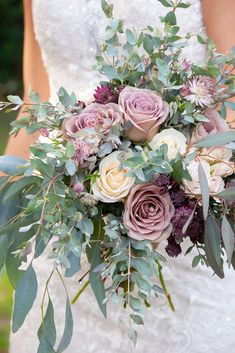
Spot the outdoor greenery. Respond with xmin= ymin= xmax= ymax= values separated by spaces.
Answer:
xmin=0 ymin=1 xmax=23 ymax=352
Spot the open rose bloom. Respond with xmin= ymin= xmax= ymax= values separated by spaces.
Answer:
xmin=1 ymin=4 xmax=235 ymax=348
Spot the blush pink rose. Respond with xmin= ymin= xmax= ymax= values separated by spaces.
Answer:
xmin=123 ymin=183 xmax=174 ymax=243
xmin=193 ymin=108 xmax=229 ymax=142
xmin=63 ymin=103 xmax=123 ymax=137
xmin=119 ymin=86 xmax=169 ymax=142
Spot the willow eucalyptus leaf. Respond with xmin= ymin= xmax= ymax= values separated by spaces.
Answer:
xmin=57 ymin=299 xmax=74 ymax=353
xmin=12 ymin=264 xmax=38 ymax=332
xmin=204 ymin=215 xmax=224 ymax=278
xmin=198 ymin=162 xmax=209 ymax=220
xmin=196 ymin=131 xmax=235 ymax=148
xmin=38 ymin=298 xmax=57 ymax=351
xmin=222 ymin=216 xmax=235 ymax=268
xmin=217 ymin=187 xmax=235 ymax=201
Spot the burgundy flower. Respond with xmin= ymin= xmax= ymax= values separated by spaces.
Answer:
xmin=166 ymin=237 xmax=182 ymax=257
xmin=169 ymin=186 xmax=187 ymax=208
xmin=94 ymin=85 xmax=118 ymax=104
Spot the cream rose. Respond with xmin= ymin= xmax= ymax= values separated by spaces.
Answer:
xmin=149 ymin=128 xmax=187 ymax=160
xmin=210 ymin=175 xmax=225 ymax=194
xmin=200 ymin=147 xmax=232 ymax=163
xmin=183 ymin=160 xmax=226 ymax=196
xmin=92 ymin=151 xmax=135 ymax=203
xmin=211 ymin=161 xmax=235 ymax=178
xmin=183 ymin=160 xmax=211 ymax=195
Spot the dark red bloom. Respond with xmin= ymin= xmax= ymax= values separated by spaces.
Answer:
xmin=94 ymin=85 xmax=117 ymax=104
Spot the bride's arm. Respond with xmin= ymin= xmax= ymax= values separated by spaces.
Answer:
xmin=4 ymin=0 xmax=50 ymax=159
xmin=202 ymin=0 xmax=235 ymax=127
xmin=202 ymin=0 xmax=235 ymax=54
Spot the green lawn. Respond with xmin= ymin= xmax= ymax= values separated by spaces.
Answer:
xmin=0 ymin=110 xmax=15 ymax=353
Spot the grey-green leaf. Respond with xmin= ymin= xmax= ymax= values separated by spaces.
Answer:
xmin=38 ymin=298 xmax=57 ymax=351
xmin=197 ymin=131 xmax=235 ymax=148
xmin=86 ymin=229 xmax=107 ymax=318
xmin=7 ymin=95 xmax=23 ymax=106
xmin=130 ymin=314 xmax=144 ymax=325
xmin=3 ymin=176 xmax=41 ymax=203
xmin=0 ymin=155 xmax=27 ymax=176
xmin=204 ymin=215 xmax=224 ymax=278
xmin=222 ymin=216 xmax=235 ymax=268
xmin=198 ymin=162 xmax=209 ymax=220
xmin=165 ymin=11 xmax=177 ymax=26
xmin=217 ymin=187 xmax=235 ymax=201
xmin=65 ymin=159 xmax=77 ymax=176
xmin=57 ymin=298 xmax=73 ymax=353
xmin=12 ymin=264 xmax=38 ymax=332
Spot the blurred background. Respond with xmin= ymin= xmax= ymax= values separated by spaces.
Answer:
xmin=0 ymin=1 xmax=23 ymax=352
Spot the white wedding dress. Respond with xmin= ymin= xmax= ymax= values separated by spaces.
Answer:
xmin=10 ymin=1 xmax=235 ymax=352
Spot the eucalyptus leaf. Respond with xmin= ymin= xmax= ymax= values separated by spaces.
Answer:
xmin=38 ymin=298 xmax=57 ymax=350
xmin=204 ymin=215 xmax=224 ymax=278
xmin=86 ymin=222 xmax=107 ymax=318
xmin=198 ymin=162 xmax=209 ymax=220
xmin=3 ymin=176 xmax=41 ymax=203
xmin=65 ymin=159 xmax=77 ymax=176
xmin=57 ymin=298 xmax=74 ymax=353
xmin=0 ymin=155 xmax=27 ymax=176
xmin=130 ymin=314 xmax=144 ymax=325
xmin=165 ymin=11 xmax=177 ymax=26
xmin=7 ymin=95 xmax=23 ymax=106
xmin=221 ymin=216 xmax=235 ymax=268
xmin=217 ymin=187 xmax=235 ymax=201
xmin=197 ymin=131 xmax=235 ymax=148
xmin=12 ymin=264 xmax=38 ymax=332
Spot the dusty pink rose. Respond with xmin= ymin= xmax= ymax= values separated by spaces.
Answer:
xmin=63 ymin=103 xmax=123 ymax=137
xmin=119 ymin=86 xmax=169 ymax=142
xmin=193 ymin=108 xmax=229 ymax=142
xmin=123 ymin=183 xmax=174 ymax=243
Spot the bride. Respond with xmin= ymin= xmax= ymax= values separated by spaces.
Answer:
xmin=6 ymin=1 xmax=235 ymax=352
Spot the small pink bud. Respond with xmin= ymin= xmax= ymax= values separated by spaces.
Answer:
xmin=73 ymin=183 xmax=84 ymax=194
xmin=39 ymin=128 xmax=49 ymax=137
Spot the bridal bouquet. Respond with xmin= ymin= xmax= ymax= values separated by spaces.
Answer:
xmin=0 ymin=0 xmax=235 ymax=350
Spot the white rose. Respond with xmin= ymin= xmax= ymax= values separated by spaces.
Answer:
xmin=200 ymin=147 xmax=232 ymax=163
xmin=210 ymin=175 xmax=225 ymax=194
xmin=149 ymin=128 xmax=187 ymax=160
xmin=92 ymin=151 xmax=135 ymax=203
xmin=183 ymin=160 xmax=211 ymax=195
xmin=211 ymin=161 xmax=235 ymax=178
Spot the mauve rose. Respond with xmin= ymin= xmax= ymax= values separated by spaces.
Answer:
xmin=193 ymin=108 xmax=229 ymax=142
xmin=119 ymin=86 xmax=169 ymax=142
xmin=63 ymin=103 xmax=123 ymax=137
xmin=123 ymin=183 xmax=174 ymax=243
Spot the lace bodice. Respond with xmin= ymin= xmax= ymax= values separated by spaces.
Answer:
xmin=32 ymin=0 xmax=205 ymax=102
xmin=10 ymin=1 xmax=235 ymax=353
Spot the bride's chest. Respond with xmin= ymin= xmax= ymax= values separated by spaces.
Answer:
xmin=32 ymin=0 xmax=203 ymax=65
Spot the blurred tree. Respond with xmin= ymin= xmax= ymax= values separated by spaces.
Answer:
xmin=0 ymin=0 xmax=23 ymax=154
xmin=0 ymin=0 xmax=23 ymax=97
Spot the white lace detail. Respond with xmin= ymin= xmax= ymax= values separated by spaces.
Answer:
xmin=31 ymin=0 xmax=205 ymax=102
xmin=10 ymin=1 xmax=235 ymax=352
